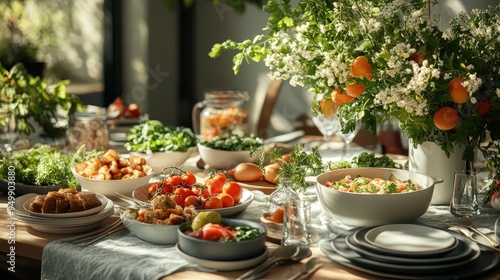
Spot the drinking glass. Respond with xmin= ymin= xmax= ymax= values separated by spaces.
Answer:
xmin=282 ymin=199 xmax=311 ymax=247
xmin=0 ymin=110 xmax=17 ymax=153
xmin=311 ymin=115 xmax=341 ymax=150
xmin=450 ymin=170 xmax=480 ymax=217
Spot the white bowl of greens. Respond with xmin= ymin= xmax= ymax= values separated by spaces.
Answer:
xmin=197 ymin=135 xmax=263 ymax=170
xmin=125 ymin=120 xmax=198 ymax=173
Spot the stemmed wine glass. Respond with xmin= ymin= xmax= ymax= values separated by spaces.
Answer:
xmin=311 ymin=114 xmax=341 ymax=150
xmin=338 ymin=121 xmax=360 ymax=159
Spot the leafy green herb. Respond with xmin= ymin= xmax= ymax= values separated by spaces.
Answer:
xmin=220 ymin=226 xmax=262 ymax=243
xmin=125 ymin=120 xmax=197 ymax=153
xmin=199 ymin=135 xmax=263 ymax=151
xmin=258 ymin=144 xmax=327 ymax=192
xmin=350 ymin=152 xmax=401 ymax=169
xmin=0 ymin=144 xmax=102 ymax=187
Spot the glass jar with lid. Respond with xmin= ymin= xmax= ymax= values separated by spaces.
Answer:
xmin=192 ymin=90 xmax=249 ymax=141
xmin=67 ymin=112 xmax=109 ymax=151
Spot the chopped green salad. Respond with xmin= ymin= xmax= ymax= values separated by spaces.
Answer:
xmin=199 ymin=135 xmax=263 ymax=151
xmin=325 ymin=174 xmax=421 ymax=194
xmin=125 ymin=120 xmax=197 ymax=153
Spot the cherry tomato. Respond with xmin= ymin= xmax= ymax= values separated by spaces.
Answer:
xmin=192 ymin=184 xmax=210 ymax=198
xmin=167 ymin=174 xmax=183 ymax=187
xmin=218 ymin=193 xmax=235 ymax=208
xmin=222 ymin=180 xmax=243 ymax=204
xmin=271 ymin=207 xmax=284 ymax=223
xmin=148 ymin=183 xmax=160 ymax=195
xmin=204 ymin=196 xmax=223 ymax=209
xmin=181 ymin=171 xmax=197 ymax=186
xmin=167 ymin=193 xmax=184 ymax=207
xmin=184 ymin=195 xmax=203 ymax=209
xmin=206 ymin=172 xmax=227 ymax=195
xmin=174 ymin=186 xmax=195 ymax=201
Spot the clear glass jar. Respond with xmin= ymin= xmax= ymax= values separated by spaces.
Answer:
xmin=268 ymin=179 xmax=300 ymax=214
xmin=67 ymin=112 xmax=109 ymax=151
xmin=192 ymin=90 xmax=249 ymax=141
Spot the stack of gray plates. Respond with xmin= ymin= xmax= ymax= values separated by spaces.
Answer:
xmin=320 ymin=224 xmax=498 ymax=279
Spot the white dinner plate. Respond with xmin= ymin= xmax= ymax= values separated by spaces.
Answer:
xmin=331 ymin=233 xmax=480 ymax=275
xmin=176 ymin=243 xmax=268 ymax=271
xmin=23 ymin=192 xmax=108 ymax=218
xmin=319 ymin=237 xmax=498 ymax=280
xmin=345 ymin=232 xmax=469 ymax=265
xmin=133 ymin=186 xmax=254 ymax=217
xmin=14 ymin=193 xmax=115 ymax=231
xmin=355 ymin=224 xmax=457 ymax=257
xmin=29 ymin=222 xmax=103 ymax=234
xmin=364 ymin=224 xmax=456 ymax=254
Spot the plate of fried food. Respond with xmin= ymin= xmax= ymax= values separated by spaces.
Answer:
xmin=23 ymin=188 xmax=108 ymax=218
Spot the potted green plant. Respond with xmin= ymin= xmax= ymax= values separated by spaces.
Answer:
xmin=0 ymin=63 xmax=85 ymax=139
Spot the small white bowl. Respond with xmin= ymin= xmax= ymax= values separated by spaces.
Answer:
xmin=120 ymin=213 xmax=180 ymax=244
xmin=197 ymin=143 xmax=259 ymax=170
xmin=71 ymin=167 xmax=154 ymax=197
xmin=130 ymin=147 xmax=196 ymax=173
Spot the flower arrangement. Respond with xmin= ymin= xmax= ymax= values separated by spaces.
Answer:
xmin=209 ymin=0 xmax=500 ymax=203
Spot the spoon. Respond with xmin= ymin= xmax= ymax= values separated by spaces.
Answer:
xmin=248 ymin=246 xmax=312 ymax=280
xmin=236 ymin=245 xmax=300 ymax=280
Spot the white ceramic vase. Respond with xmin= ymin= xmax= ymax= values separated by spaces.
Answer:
xmin=408 ymin=141 xmax=465 ymax=205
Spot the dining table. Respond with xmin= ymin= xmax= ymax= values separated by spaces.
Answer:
xmin=1 ymin=134 xmax=500 ymax=280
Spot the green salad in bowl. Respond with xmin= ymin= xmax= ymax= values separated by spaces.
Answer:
xmin=125 ymin=120 xmax=198 ymax=173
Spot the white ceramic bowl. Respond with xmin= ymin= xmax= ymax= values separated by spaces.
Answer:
xmin=130 ymin=147 xmax=196 ymax=173
xmin=308 ymin=168 xmax=441 ymax=227
xmin=197 ymin=143 xmax=259 ymax=170
xmin=120 ymin=212 xmax=180 ymax=244
xmin=71 ymin=167 xmax=154 ymax=197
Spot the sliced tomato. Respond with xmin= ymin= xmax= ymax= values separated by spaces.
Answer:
xmin=201 ymin=224 xmax=235 ymax=241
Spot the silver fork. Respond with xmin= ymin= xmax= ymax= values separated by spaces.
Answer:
xmin=460 ymin=217 xmax=499 ymax=248
xmin=288 ymin=257 xmax=323 ymax=280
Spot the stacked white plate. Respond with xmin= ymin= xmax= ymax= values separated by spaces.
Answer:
xmin=14 ymin=193 xmax=115 ymax=234
xmin=319 ymin=224 xmax=498 ymax=279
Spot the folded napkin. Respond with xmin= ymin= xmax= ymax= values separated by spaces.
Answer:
xmin=41 ymin=228 xmax=215 ymax=280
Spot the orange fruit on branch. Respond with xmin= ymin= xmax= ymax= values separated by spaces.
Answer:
xmin=433 ymin=107 xmax=459 ymax=131
xmin=319 ymin=98 xmax=338 ymax=117
xmin=331 ymin=88 xmax=355 ymax=105
xmin=346 ymin=82 xmax=366 ymax=97
xmin=350 ymin=56 xmax=373 ymax=80
xmin=449 ymin=77 xmax=469 ymax=104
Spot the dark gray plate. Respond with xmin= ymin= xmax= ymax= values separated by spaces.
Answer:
xmin=319 ymin=237 xmax=497 ymax=280
xmin=0 ymin=178 xmax=77 ymax=196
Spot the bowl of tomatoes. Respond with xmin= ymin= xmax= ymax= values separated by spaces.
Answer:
xmin=133 ymin=170 xmax=254 ymax=217
xmin=177 ymin=214 xmax=267 ymax=261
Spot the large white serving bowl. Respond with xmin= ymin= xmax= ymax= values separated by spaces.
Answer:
xmin=130 ymin=146 xmax=196 ymax=173
xmin=120 ymin=212 xmax=180 ymax=245
xmin=308 ymin=168 xmax=441 ymax=227
xmin=71 ymin=167 xmax=154 ymax=197
xmin=197 ymin=143 xmax=259 ymax=170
